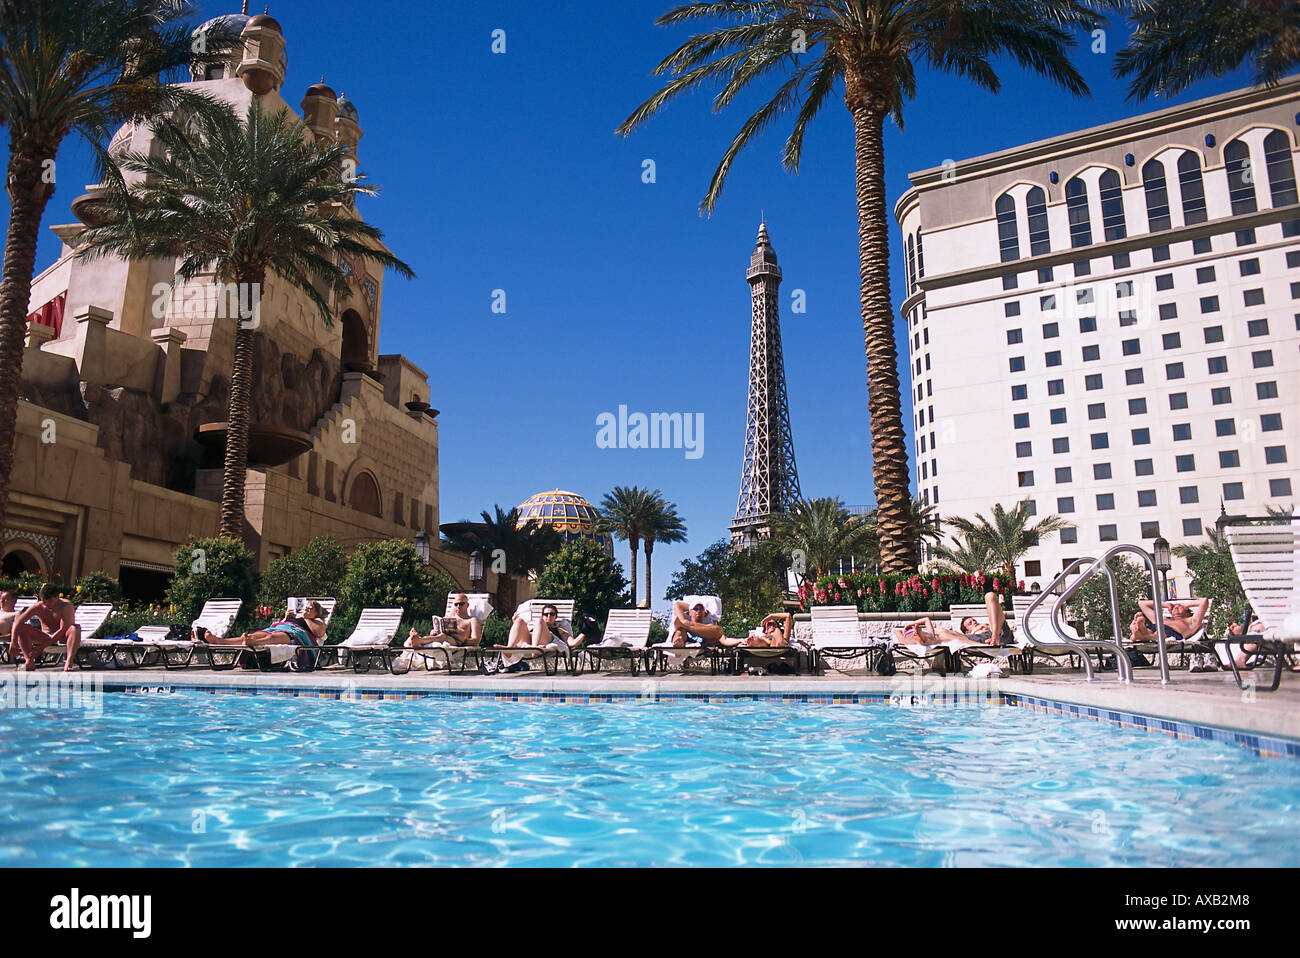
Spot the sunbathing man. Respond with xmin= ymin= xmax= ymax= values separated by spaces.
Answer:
xmin=670 ymin=601 xmax=725 ymax=647
xmin=1129 ymin=597 xmax=1209 ymax=644
xmin=0 ymin=591 xmax=19 ymax=644
xmin=892 ymin=594 xmax=1011 ymax=648
xmin=438 ymin=593 xmax=483 ymax=647
xmin=10 ymin=584 xmax=80 ymax=672
xmin=207 ymin=600 xmax=328 ymax=649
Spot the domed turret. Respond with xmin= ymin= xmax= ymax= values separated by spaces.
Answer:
xmin=301 ymin=80 xmax=339 ymax=142
xmin=237 ymin=12 xmax=286 ymax=95
xmin=516 ymin=490 xmax=613 ymax=556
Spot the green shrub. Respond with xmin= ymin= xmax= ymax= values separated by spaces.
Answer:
xmin=338 ymin=539 xmax=446 ymax=622
xmin=167 ymin=537 xmax=258 ymax=622
xmin=721 ymin=602 xmax=768 ymax=637
xmin=257 ymin=536 xmax=348 ymax=607
xmin=481 ymin=613 xmax=511 ymax=647
xmin=97 ymin=602 xmax=187 ymax=639
xmin=74 ymin=571 xmax=123 ymax=605
xmin=1065 ymin=555 xmax=1155 ymax=641
xmin=0 ymin=572 xmax=62 ymax=596
xmin=536 ymin=539 xmax=629 ymax=627
xmin=648 ymin=618 xmax=668 ymax=645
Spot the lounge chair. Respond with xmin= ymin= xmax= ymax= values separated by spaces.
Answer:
xmin=586 ymin=609 xmax=655 ymax=674
xmin=1124 ymin=598 xmax=1213 ymax=669
xmin=236 ymin=597 xmax=339 ymax=672
xmin=391 ymin=593 xmax=496 ymax=673
xmin=26 ymin=603 xmax=116 ymax=668
xmin=336 ymin=608 xmax=405 ymax=672
xmin=948 ymin=602 xmax=1032 ymax=675
xmin=478 ymin=598 xmax=579 ymax=676
xmin=1212 ymin=520 xmax=1300 ymax=692
xmin=649 ymin=596 xmax=720 ymax=673
xmin=807 ymin=605 xmax=879 ymax=673
xmin=1009 ymin=593 xmax=1080 ymax=670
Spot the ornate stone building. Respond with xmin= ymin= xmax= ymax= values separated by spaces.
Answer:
xmin=6 ymin=11 xmax=485 ymax=598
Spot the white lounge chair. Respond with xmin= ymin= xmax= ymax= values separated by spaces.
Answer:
xmin=809 ymin=605 xmax=880 ymax=672
xmin=337 ymin=608 xmax=405 ymax=672
xmin=650 ymin=596 xmax=720 ymax=673
xmin=947 ymin=601 xmax=1031 ymax=674
xmin=486 ymin=599 xmax=579 ymax=675
xmin=1217 ymin=519 xmax=1300 ymax=691
xmin=237 ymin=597 xmax=338 ymax=671
xmin=26 ymin=603 xmax=117 ymax=668
xmin=586 ymin=608 xmax=655 ymax=674
xmin=390 ymin=592 xmax=495 ymax=673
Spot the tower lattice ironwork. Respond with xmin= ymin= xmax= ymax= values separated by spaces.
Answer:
xmin=730 ymin=221 xmax=801 ymax=546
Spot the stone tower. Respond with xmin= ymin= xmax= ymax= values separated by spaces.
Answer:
xmin=730 ymin=221 xmax=802 ymax=547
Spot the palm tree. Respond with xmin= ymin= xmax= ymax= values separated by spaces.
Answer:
xmin=943 ymin=501 xmax=1068 ymax=580
xmin=443 ymin=505 xmax=563 ymax=580
xmin=617 ymin=1 xmax=1108 ymax=572
xmin=598 ymin=486 xmax=660 ymax=607
xmin=641 ymin=495 xmax=687 ymax=608
xmin=930 ymin=534 xmax=995 ymax=575
xmin=772 ymin=496 xmax=874 ymax=582
xmin=77 ymin=98 xmax=413 ymax=539
xmin=0 ymin=0 xmax=238 ymax=538
xmin=1116 ymin=0 xmax=1300 ymax=101
xmin=863 ymin=498 xmax=941 ymax=568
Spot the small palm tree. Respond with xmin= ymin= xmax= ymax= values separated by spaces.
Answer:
xmin=445 ymin=506 xmax=563 ymax=579
xmin=598 ymin=486 xmax=660 ymax=607
xmin=77 ymin=98 xmax=414 ymax=539
xmin=772 ymin=496 xmax=874 ymax=582
xmin=0 ymin=0 xmax=238 ymax=537
xmin=1116 ymin=0 xmax=1300 ymax=100
xmin=618 ymin=0 xmax=1109 ymax=572
xmin=642 ymin=495 xmax=687 ymax=608
xmin=930 ymin=534 xmax=996 ymax=575
xmin=943 ymin=501 xmax=1068 ymax=580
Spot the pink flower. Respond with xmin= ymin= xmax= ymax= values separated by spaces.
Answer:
xmin=879 ymin=581 xmax=886 ymax=593
xmin=857 ymin=589 xmax=864 ymax=599
xmin=838 ymin=577 xmax=849 ymax=589
xmin=931 ymin=578 xmax=939 ymax=590
xmin=834 ymin=592 xmax=841 ymax=601
xmin=993 ymin=578 xmax=1000 ymax=590
xmin=1018 ymin=580 xmax=1026 ymax=591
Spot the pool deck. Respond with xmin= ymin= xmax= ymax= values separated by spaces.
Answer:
xmin=19 ymin=663 xmax=1293 ymax=748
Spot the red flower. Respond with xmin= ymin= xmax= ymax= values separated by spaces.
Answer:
xmin=834 ymin=592 xmax=841 ymax=601
xmin=817 ymin=588 xmax=828 ymax=602
xmin=857 ymin=589 xmax=864 ymax=599
xmin=993 ymin=578 xmax=1000 ymax=591
xmin=931 ymin=578 xmax=939 ymax=590
xmin=1018 ymin=580 xmax=1026 ymax=591
xmin=879 ymin=581 xmax=886 ymax=593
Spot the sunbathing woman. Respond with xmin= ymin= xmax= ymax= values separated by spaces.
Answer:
xmin=209 ymin=600 xmax=327 ymax=650
xmin=723 ymin=612 xmax=794 ymax=648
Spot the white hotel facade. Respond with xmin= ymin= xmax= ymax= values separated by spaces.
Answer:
xmin=896 ymin=79 xmax=1300 ymax=592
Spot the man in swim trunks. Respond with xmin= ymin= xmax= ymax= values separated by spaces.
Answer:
xmin=670 ymin=601 xmax=724 ymax=647
xmin=10 ymin=584 xmax=80 ymax=672
xmin=437 ymin=593 xmax=483 ymax=647
xmin=1129 ymin=597 xmax=1209 ymax=643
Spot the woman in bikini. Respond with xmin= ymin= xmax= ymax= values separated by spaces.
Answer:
xmin=209 ymin=600 xmax=328 ymax=651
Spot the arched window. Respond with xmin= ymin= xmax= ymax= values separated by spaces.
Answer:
xmin=348 ymin=471 xmax=382 ymax=518
xmin=1224 ymin=139 xmax=1257 ymax=215
xmin=906 ymin=234 xmax=917 ymax=294
xmin=916 ymin=232 xmax=925 ymax=279
xmin=996 ymin=193 xmax=1020 ymax=262
xmin=1142 ymin=159 xmax=1171 ymax=232
xmin=1264 ymin=130 xmax=1298 ymax=207
xmin=1177 ymin=152 xmax=1207 ymax=225
xmin=1025 ymin=187 xmax=1050 ymax=255
xmin=1065 ymin=176 xmax=1091 ymax=248
xmin=340 ymin=309 xmax=369 ymax=372
xmin=1098 ymin=169 xmax=1126 ymax=241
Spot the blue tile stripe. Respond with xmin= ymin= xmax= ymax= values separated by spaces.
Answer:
xmin=1002 ymin=692 xmax=1300 ymax=761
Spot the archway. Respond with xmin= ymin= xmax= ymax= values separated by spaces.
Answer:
xmin=341 ymin=309 xmax=370 ymax=372
xmin=2 ymin=546 xmax=43 ymax=578
xmin=348 ymin=470 xmax=382 ymax=518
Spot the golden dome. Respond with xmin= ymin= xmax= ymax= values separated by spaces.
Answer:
xmin=516 ymin=489 xmax=612 ymax=556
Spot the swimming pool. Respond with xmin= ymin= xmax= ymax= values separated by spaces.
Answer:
xmin=1 ymin=692 xmax=1297 ymax=866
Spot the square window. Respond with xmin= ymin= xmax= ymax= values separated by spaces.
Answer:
xmin=1075 ymin=261 xmax=1092 ymax=278
xmin=1265 ymin=445 xmax=1288 ymax=464
xmin=1140 ymin=521 xmax=1161 ymax=539
xmin=1292 ymin=280 xmax=1300 ymax=299
xmin=1152 ymin=244 xmax=1171 ymax=262
xmin=1219 ymin=450 xmax=1240 ymax=468
xmin=1203 ymin=325 xmax=1224 ymax=343
xmin=1247 ymin=318 xmax=1269 ymax=336
xmin=1128 ymin=397 xmax=1147 ymax=415
xmin=1126 ymin=368 xmax=1145 ymax=386
xmin=1236 ymin=228 xmax=1256 ymax=246
xmin=1223 ymin=481 xmax=1244 ymax=501
xmin=1052 ymin=437 xmax=1070 ymax=454
xmin=1159 ymin=303 xmax=1178 ymax=320
xmin=1060 ymin=527 xmax=1078 ymax=544
xmin=1042 ymin=322 xmax=1059 ymax=338
xmin=1007 ymin=328 xmax=1023 ymax=345
xmin=1252 ymin=349 xmax=1274 ymax=368
xmin=1118 ymin=310 xmax=1138 ymax=327
xmin=1093 ymin=463 xmax=1112 ymax=480
xmin=1040 ymin=294 xmax=1057 ymax=311
xmin=1024 ymin=560 xmax=1042 ymax=577
xmin=1166 ymin=362 xmax=1185 ymax=380
xmin=1047 ymin=379 xmax=1065 ymax=396
xmin=1079 ymin=316 xmax=1097 ymax=333
xmin=1077 ymin=287 xmax=1094 ymax=305
xmin=1096 ymin=493 xmax=1115 ymax=510
xmin=1011 ymin=384 xmax=1028 ymax=400
xmin=1057 ymin=496 xmax=1075 ymax=513
xmin=1169 ymin=392 xmax=1188 ymax=410
xmin=1182 ymin=518 xmax=1203 ymax=536
xmin=1135 ymin=458 xmax=1154 ymax=476
xmin=1176 ymin=454 xmax=1196 ymax=472
xmin=1005 ymin=302 xmax=1022 ymax=317
xmin=1016 ymin=441 xmax=1033 ymax=458
xmin=1018 ymin=470 xmax=1034 ymax=487
xmin=1179 ymin=486 xmax=1199 ymax=504
xmin=1009 ymin=356 xmax=1025 ymax=373
xmin=1173 ymin=423 xmax=1192 ymax=441
xmin=1014 ymin=412 xmax=1030 ymax=429
xmin=1193 ymin=237 xmax=1212 ymax=254
xmin=1080 ymin=346 xmax=1098 ymax=362
xmin=1200 ymin=296 xmax=1220 ymax=313
xmin=1155 ymin=273 xmax=1174 ymax=291
xmin=1131 ymin=427 xmax=1151 ymax=445
xmin=1038 ymin=267 xmax=1054 ymax=283
xmin=1113 ymin=253 xmax=1131 ymax=269
xmin=1055 ymin=466 xmax=1073 ymax=483
xmin=1257 ymin=381 xmax=1279 ymax=400
xmin=1003 ymin=274 xmax=1018 ymax=290
xmin=1271 ymin=478 xmax=1294 ymax=496
xmin=1024 ymin=501 xmax=1037 ymax=517
xmin=1099 ymin=524 xmax=1118 ymax=542
xmin=1116 ymin=280 xmax=1133 ymax=298
xmin=1088 ymin=403 xmax=1106 ymax=420
xmin=1289 ymin=250 xmax=1300 ymax=268
xmin=1050 ymin=408 xmax=1067 ymax=425
xmin=1084 ymin=374 xmax=1103 ymax=391
xmin=1211 ymin=386 xmax=1232 ymax=405
xmin=1046 ymin=350 xmax=1063 ymax=367
xmin=1091 ymin=432 xmax=1109 ymax=450
xmin=1162 ymin=332 xmax=1181 ymax=349
xmin=1137 ymin=489 xmax=1157 ymax=507
xmin=1196 ymin=265 xmax=1216 ymax=283
xmin=1239 ymin=258 xmax=1260 ymax=276
xmin=1243 ymin=288 xmax=1265 ymax=307
xmin=1261 ymin=413 xmax=1283 ymax=431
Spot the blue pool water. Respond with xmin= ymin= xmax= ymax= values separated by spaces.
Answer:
xmin=1 ymin=692 xmax=1297 ymax=866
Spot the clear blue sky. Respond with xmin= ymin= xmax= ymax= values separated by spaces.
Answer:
xmin=11 ymin=1 xmax=1254 ymax=609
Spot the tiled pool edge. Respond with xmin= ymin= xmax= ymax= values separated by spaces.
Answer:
xmin=88 ymin=671 xmax=1300 ymax=761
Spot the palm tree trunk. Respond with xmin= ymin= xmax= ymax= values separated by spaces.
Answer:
xmin=218 ymin=271 xmax=261 ymax=541
xmin=850 ymin=98 xmax=914 ymax=575
xmin=0 ymin=143 xmax=56 ymax=542
xmin=627 ymin=536 xmax=639 ymax=607
xmin=642 ymin=540 xmax=653 ymax=609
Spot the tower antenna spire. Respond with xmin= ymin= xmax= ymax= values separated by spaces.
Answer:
xmin=241 ymin=1 xmax=248 ymax=14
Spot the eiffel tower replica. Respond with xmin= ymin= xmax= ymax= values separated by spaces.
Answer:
xmin=730 ymin=220 xmax=802 ymax=548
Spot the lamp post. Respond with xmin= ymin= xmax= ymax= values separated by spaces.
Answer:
xmin=469 ymin=549 xmax=484 ymax=590
xmin=414 ymin=530 xmax=430 ymax=566
xmin=1152 ymin=536 xmax=1171 ymax=600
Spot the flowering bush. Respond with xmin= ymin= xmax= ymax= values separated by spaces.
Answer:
xmin=798 ymin=571 xmax=1020 ymax=613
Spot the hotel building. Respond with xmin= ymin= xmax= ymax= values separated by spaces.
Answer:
xmin=896 ymin=79 xmax=1300 ymax=591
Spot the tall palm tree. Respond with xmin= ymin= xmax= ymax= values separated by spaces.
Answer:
xmin=943 ymin=501 xmax=1068 ymax=580
xmin=598 ymin=486 xmax=660 ymax=607
xmin=641 ymin=495 xmax=687 ymax=608
xmin=863 ymin=497 xmax=941 ymax=568
xmin=444 ymin=505 xmax=562 ymax=579
xmin=0 ymin=0 xmax=237 ymax=538
xmin=77 ymin=98 xmax=413 ymax=539
xmin=772 ymin=496 xmax=874 ymax=582
xmin=617 ymin=0 xmax=1108 ymax=573
xmin=1116 ymin=0 xmax=1300 ymax=100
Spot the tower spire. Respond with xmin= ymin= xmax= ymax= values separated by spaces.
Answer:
xmin=241 ymin=1 xmax=248 ymax=14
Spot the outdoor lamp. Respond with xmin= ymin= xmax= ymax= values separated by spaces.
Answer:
xmin=469 ymin=550 xmax=484 ymax=584
xmin=414 ymin=530 xmax=430 ymax=565
xmin=1152 ymin=537 xmax=1171 ymax=574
